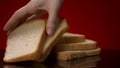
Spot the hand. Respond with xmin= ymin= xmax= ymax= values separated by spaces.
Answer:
xmin=3 ymin=0 xmax=63 ymax=35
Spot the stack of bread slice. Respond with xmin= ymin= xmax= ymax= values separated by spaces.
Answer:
xmin=51 ymin=33 xmax=101 ymax=60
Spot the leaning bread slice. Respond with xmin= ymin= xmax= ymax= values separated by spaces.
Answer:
xmin=37 ymin=18 xmax=69 ymax=62
xmin=54 ymin=39 xmax=97 ymax=52
xmin=4 ymin=19 xmax=46 ymax=62
xmin=58 ymin=33 xmax=85 ymax=43
xmin=55 ymin=47 xmax=101 ymax=60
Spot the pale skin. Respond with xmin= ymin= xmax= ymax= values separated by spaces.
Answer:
xmin=3 ymin=0 xmax=63 ymax=35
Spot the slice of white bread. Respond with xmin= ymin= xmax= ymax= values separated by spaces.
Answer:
xmin=56 ymin=51 xmax=85 ymax=60
xmin=55 ymin=47 xmax=101 ymax=60
xmin=37 ymin=18 xmax=69 ymax=62
xmin=83 ymin=47 xmax=101 ymax=56
xmin=54 ymin=39 xmax=97 ymax=52
xmin=58 ymin=33 xmax=85 ymax=43
xmin=3 ymin=19 xmax=46 ymax=62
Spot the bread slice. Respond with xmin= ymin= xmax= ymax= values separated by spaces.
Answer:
xmin=37 ymin=18 xmax=69 ymax=62
xmin=55 ymin=48 xmax=101 ymax=60
xmin=3 ymin=19 xmax=46 ymax=62
xmin=83 ymin=47 xmax=101 ymax=56
xmin=56 ymin=51 xmax=85 ymax=60
xmin=54 ymin=39 xmax=97 ymax=52
xmin=58 ymin=33 xmax=85 ymax=43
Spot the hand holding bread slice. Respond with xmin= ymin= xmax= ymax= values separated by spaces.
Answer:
xmin=37 ymin=18 xmax=69 ymax=62
xmin=3 ymin=18 xmax=101 ymax=62
xmin=4 ymin=18 xmax=68 ymax=62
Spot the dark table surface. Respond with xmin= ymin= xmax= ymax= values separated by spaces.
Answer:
xmin=0 ymin=50 xmax=120 ymax=68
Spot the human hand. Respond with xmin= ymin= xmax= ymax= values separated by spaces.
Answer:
xmin=3 ymin=0 xmax=63 ymax=35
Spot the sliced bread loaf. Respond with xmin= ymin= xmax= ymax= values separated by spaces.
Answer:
xmin=54 ymin=39 xmax=97 ymax=52
xmin=37 ymin=18 xmax=69 ymax=62
xmin=58 ymin=33 xmax=85 ymax=43
xmin=4 ymin=19 xmax=46 ymax=62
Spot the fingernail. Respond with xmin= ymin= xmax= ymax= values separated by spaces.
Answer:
xmin=47 ymin=28 xmax=54 ymax=36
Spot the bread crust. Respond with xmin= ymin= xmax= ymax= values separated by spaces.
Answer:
xmin=58 ymin=33 xmax=85 ymax=43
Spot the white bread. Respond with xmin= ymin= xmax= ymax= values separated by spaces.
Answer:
xmin=83 ymin=47 xmax=101 ymax=56
xmin=4 ymin=19 xmax=46 ymax=62
xmin=54 ymin=39 xmax=97 ymax=52
xmin=37 ymin=18 xmax=69 ymax=62
xmin=56 ymin=51 xmax=85 ymax=60
xmin=55 ymin=48 xmax=101 ymax=60
xmin=58 ymin=33 xmax=85 ymax=43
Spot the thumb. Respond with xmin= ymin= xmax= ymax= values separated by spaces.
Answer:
xmin=46 ymin=0 xmax=63 ymax=35
xmin=46 ymin=12 xmax=57 ymax=35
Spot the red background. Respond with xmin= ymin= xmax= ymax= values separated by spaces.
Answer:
xmin=0 ymin=0 xmax=120 ymax=50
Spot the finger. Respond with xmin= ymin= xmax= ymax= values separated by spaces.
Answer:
xmin=46 ymin=0 xmax=63 ymax=35
xmin=3 ymin=5 xmax=32 ymax=32
xmin=46 ymin=11 xmax=57 ymax=35
xmin=3 ymin=0 xmax=40 ymax=32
